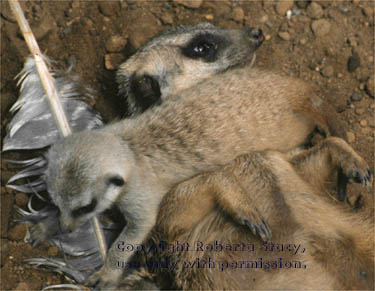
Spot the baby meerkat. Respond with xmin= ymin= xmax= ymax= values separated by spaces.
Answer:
xmin=45 ymin=59 xmax=345 ymax=288
xmin=119 ymin=137 xmax=373 ymax=290
xmin=117 ymin=22 xmax=264 ymax=116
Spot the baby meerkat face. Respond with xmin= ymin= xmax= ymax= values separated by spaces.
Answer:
xmin=117 ymin=23 xmax=264 ymax=116
xmin=44 ymin=131 xmax=134 ymax=232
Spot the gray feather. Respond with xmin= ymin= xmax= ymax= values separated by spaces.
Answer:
xmin=3 ymin=56 xmax=103 ymax=152
xmin=3 ymin=56 xmax=111 ymax=285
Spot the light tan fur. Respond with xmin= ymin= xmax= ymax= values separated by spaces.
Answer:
xmin=119 ymin=137 xmax=373 ymax=290
xmin=45 ymin=61 xmax=354 ymax=288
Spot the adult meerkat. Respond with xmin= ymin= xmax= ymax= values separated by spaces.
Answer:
xmin=119 ymin=137 xmax=373 ymax=290
xmin=117 ymin=23 xmax=264 ymax=116
xmin=45 ymin=60 xmax=350 ymax=288
xmin=117 ymin=23 xmax=345 ymax=142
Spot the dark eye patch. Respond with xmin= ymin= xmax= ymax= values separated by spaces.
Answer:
xmin=72 ymin=198 xmax=97 ymax=218
xmin=129 ymin=74 xmax=161 ymax=113
xmin=181 ymin=33 xmax=227 ymax=62
xmin=107 ymin=175 xmax=125 ymax=187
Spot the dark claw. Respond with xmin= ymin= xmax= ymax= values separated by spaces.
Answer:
xmin=349 ymin=170 xmax=364 ymax=183
xmin=244 ymin=219 xmax=257 ymax=236
xmin=244 ymin=218 xmax=271 ymax=242
xmin=262 ymin=218 xmax=272 ymax=239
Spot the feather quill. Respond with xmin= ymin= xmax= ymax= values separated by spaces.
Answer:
xmin=4 ymin=0 xmax=113 ymax=286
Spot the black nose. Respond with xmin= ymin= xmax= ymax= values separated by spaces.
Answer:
xmin=248 ymin=28 xmax=264 ymax=47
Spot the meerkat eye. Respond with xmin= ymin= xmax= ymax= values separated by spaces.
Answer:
xmin=72 ymin=198 xmax=97 ymax=218
xmin=182 ymin=33 xmax=225 ymax=62
xmin=193 ymin=42 xmax=214 ymax=55
xmin=107 ymin=175 xmax=125 ymax=187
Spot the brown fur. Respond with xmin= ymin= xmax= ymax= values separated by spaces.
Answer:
xmin=118 ymin=137 xmax=373 ymax=290
xmin=47 ymin=54 xmax=350 ymax=288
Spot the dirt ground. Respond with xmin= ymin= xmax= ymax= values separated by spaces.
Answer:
xmin=1 ymin=0 xmax=374 ymax=290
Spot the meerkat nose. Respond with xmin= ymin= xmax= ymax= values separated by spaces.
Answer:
xmin=248 ymin=28 xmax=264 ymax=47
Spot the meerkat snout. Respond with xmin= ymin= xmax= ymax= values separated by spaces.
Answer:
xmin=44 ymin=131 xmax=134 ymax=233
xmin=117 ymin=23 xmax=265 ymax=116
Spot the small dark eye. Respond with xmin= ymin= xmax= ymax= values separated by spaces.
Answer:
xmin=72 ymin=198 xmax=97 ymax=218
xmin=181 ymin=33 xmax=225 ymax=62
xmin=193 ymin=42 xmax=214 ymax=56
xmin=107 ymin=176 xmax=125 ymax=187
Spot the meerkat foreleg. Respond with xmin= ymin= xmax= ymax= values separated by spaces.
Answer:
xmin=203 ymin=170 xmax=271 ymax=241
xmin=86 ymin=190 xmax=159 ymax=289
xmin=290 ymin=137 xmax=372 ymax=200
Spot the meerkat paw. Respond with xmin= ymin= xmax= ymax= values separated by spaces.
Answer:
xmin=219 ymin=193 xmax=272 ymax=242
xmin=86 ymin=266 xmax=123 ymax=290
xmin=327 ymin=137 xmax=373 ymax=200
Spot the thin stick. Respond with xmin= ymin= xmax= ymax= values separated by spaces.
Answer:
xmin=8 ymin=0 xmax=107 ymax=260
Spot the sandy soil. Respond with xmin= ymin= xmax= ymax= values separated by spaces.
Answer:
xmin=1 ymin=0 xmax=374 ymax=289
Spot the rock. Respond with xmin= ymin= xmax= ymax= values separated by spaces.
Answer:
xmin=366 ymin=77 xmax=374 ymax=98
xmin=127 ymin=14 xmax=160 ymax=51
xmin=321 ymin=65 xmax=334 ymax=77
xmin=98 ymin=1 xmax=119 ymax=16
xmin=346 ymin=131 xmax=355 ymax=143
xmin=15 ymin=282 xmax=30 ymax=291
xmin=360 ymin=120 xmax=368 ymax=127
xmin=173 ymin=0 xmax=203 ymax=9
xmin=275 ymin=0 xmax=294 ymax=16
xmin=351 ymin=92 xmax=363 ymax=102
xmin=347 ymin=35 xmax=357 ymax=47
xmin=347 ymin=53 xmax=360 ymax=73
xmin=296 ymin=0 xmax=308 ymax=8
xmin=105 ymin=35 xmax=127 ymax=53
xmin=355 ymin=107 xmax=365 ymax=115
xmin=8 ymin=224 xmax=27 ymax=241
xmin=232 ymin=7 xmax=245 ymax=22
xmin=15 ymin=193 xmax=28 ymax=208
xmin=278 ymin=31 xmax=291 ymax=41
xmin=307 ymin=2 xmax=323 ymax=19
xmin=362 ymin=7 xmax=373 ymax=17
xmin=104 ymin=54 xmax=125 ymax=70
xmin=260 ymin=15 xmax=269 ymax=23
xmin=311 ymin=19 xmax=331 ymax=37
xmin=161 ymin=13 xmax=174 ymax=24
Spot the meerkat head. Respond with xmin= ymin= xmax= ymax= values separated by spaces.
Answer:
xmin=117 ymin=23 xmax=264 ymax=116
xmin=44 ymin=131 xmax=134 ymax=232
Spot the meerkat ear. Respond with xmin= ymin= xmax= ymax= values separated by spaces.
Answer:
xmin=129 ymin=74 xmax=161 ymax=113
